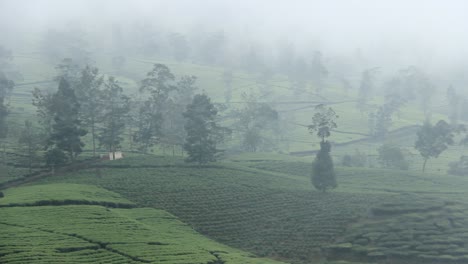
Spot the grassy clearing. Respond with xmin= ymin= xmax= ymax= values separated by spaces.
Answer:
xmin=0 ymin=184 xmax=284 ymax=264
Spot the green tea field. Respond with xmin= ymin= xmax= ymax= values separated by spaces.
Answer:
xmin=25 ymin=154 xmax=468 ymax=263
xmin=0 ymin=183 xmax=285 ymax=264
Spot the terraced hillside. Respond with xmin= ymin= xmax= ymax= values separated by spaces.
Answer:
xmin=32 ymin=155 xmax=468 ymax=263
xmin=0 ymin=153 xmax=41 ymax=185
xmin=0 ymin=184 xmax=284 ymax=264
xmin=33 ymin=156 xmax=385 ymax=263
xmin=328 ymin=196 xmax=468 ymax=263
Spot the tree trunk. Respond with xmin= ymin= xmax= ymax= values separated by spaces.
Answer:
xmin=2 ymin=142 xmax=5 ymax=165
xmin=422 ymin=158 xmax=428 ymax=173
xmin=91 ymin=118 xmax=96 ymax=157
xmin=28 ymin=143 xmax=32 ymax=173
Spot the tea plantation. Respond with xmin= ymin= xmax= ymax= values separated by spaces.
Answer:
xmin=22 ymin=154 xmax=468 ymax=263
xmin=0 ymin=183 xmax=286 ymax=264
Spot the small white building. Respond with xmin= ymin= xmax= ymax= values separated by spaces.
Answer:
xmin=100 ymin=152 xmax=123 ymax=160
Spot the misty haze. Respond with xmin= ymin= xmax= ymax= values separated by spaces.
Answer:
xmin=1 ymin=1 xmax=468 ymax=264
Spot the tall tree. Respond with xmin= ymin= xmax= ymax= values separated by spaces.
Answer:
xmin=46 ymin=78 xmax=87 ymax=163
xmin=32 ymin=88 xmax=54 ymax=137
xmin=0 ymin=72 xmax=14 ymax=164
xmin=368 ymin=93 xmax=406 ymax=139
xmin=357 ymin=68 xmax=379 ymax=111
xmin=75 ymin=65 xmax=104 ymax=157
xmin=18 ymin=120 xmax=41 ymax=173
xmin=183 ymin=94 xmax=222 ymax=164
xmin=163 ymin=75 xmax=198 ymax=154
xmin=392 ymin=67 xmax=435 ymax=119
xmin=309 ymin=105 xmax=338 ymax=192
xmin=415 ymin=120 xmax=454 ymax=173
xmin=98 ymin=77 xmax=130 ymax=159
xmin=134 ymin=64 xmax=176 ymax=152
xmin=0 ymin=72 xmax=14 ymax=141
xmin=309 ymin=51 xmax=328 ymax=94
xmin=233 ymin=92 xmax=278 ymax=152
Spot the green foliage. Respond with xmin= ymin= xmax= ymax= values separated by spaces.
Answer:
xmin=234 ymin=92 xmax=278 ymax=152
xmin=18 ymin=120 xmax=42 ymax=172
xmin=0 ymin=72 xmax=14 ymax=139
xmin=357 ymin=68 xmax=378 ymax=110
xmin=47 ymin=78 xmax=87 ymax=162
xmin=333 ymin=195 xmax=468 ymax=263
xmin=75 ymin=65 xmax=104 ymax=156
xmin=415 ymin=120 xmax=455 ymax=172
xmin=377 ymin=143 xmax=409 ymax=170
xmin=0 ymin=183 xmax=133 ymax=206
xmin=45 ymin=147 xmax=68 ymax=168
xmin=32 ymin=87 xmax=54 ymax=136
xmin=163 ymin=75 xmax=198 ymax=148
xmin=309 ymin=51 xmax=328 ymax=94
xmin=308 ymin=104 xmax=338 ymax=142
xmin=98 ymin=76 xmax=130 ymax=156
xmin=134 ymin=63 xmax=176 ymax=152
xmin=341 ymin=149 xmax=367 ymax=167
xmin=312 ymin=141 xmax=337 ymax=192
xmin=36 ymin=157 xmax=382 ymax=263
xmin=0 ymin=205 xmax=281 ymax=264
xmin=183 ymin=94 xmax=220 ymax=164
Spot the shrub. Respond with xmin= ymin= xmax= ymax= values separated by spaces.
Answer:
xmin=341 ymin=149 xmax=367 ymax=167
xmin=312 ymin=141 xmax=337 ymax=192
xmin=377 ymin=144 xmax=409 ymax=170
xmin=0 ymin=191 xmax=4 ymax=198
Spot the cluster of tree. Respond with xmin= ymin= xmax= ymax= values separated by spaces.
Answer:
xmin=14 ymin=60 xmax=247 ymax=168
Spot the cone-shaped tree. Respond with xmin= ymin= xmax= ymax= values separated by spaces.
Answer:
xmin=47 ymin=78 xmax=87 ymax=163
xmin=312 ymin=141 xmax=337 ymax=192
xmin=183 ymin=94 xmax=220 ymax=164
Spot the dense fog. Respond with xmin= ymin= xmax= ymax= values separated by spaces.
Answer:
xmin=1 ymin=0 xmax=468 ymax=84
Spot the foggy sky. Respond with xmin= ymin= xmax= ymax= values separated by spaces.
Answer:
xmin=1 ymin=0 xmax=468 ymax=76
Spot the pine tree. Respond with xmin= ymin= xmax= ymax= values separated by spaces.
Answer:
xmin=312 ymin=141 xmax=337 ymax=192
xmin=47 ymin=78 xmax=87 ymax=164
xmin=183 ymin=94 xmax=220 ymax=164
xmin=135 ymin=64 xmax=176 ymax=152
xmin=75 ymin=65 xmax=104 ymax=157
xmin=98 ymin=77 xmax=130 ymax=159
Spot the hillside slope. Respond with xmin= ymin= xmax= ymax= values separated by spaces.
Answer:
xmin=0 ymin=183 xmax=284 ymax=264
